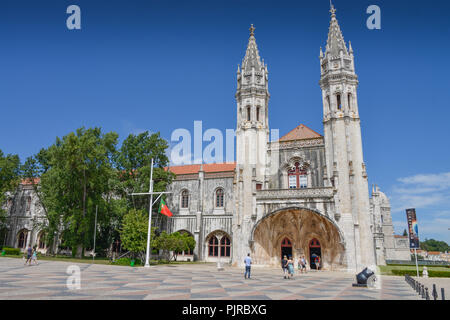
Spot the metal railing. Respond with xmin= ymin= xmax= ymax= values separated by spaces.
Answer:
xmin=405 ymin=274 xmax=446 ymax=300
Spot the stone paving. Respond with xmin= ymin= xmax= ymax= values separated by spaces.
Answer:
xmin=0 ymin=257 xmax=420 ymax=300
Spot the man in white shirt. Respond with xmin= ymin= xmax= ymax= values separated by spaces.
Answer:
xmin=244 ymin=253 xmax=252 ymax=279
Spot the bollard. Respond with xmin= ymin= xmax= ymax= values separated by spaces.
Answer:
xmin=442 ymin=288 xmax=445 ymax=301
xmin=421 ymin=285 xmax=425 ymax=299
xmin=425 ymin=287 xmax=429 ymax=300
xmin=432 ymin=284 xmax=438 ymax=300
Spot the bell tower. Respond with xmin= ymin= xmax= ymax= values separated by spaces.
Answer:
xmin=233 ymin=25 xmax=270 ymax=266
xmin=319 ymin=5 xmax=376 ymax=271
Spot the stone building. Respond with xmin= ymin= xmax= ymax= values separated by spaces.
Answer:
xmin=3 ymin=5 xmax=409 ymax=271
xmin=164 ymin=5 xmax=410 ymax=271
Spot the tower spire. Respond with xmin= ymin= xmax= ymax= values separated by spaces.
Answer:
xmin=325 ymin=3 xmax=348 ymax=57
xmin=242 ymin=24 xmax=263 ymax=70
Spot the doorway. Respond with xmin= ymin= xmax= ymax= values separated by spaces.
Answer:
xmin=281 ymin=238 xmax=292 ymax=260
xmin=309 ymin=238 xmax=321 ymax=270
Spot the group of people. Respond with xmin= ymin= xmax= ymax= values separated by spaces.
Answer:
xmin=244 ymin=253 xmax=321 ymax=280
xmin=23 ymin=245 xmax=39 ymax=266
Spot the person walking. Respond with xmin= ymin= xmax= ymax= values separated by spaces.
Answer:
xmin=287 ymin=256 xmax=294 ymax=279
xmin=31 ymin=246 xmax=38 ymax=265
xmin=314 ymin=255 xmax=321 ymax=271
xmin=244 ymin=253 xmax=252 ymax=279
xmin=300 ymin=255 xmax=307 ymax=273
xmin=25 ymin=245 xmax=33 ymax=266
xmin=281 ymin=255 xmax=288 ymax=279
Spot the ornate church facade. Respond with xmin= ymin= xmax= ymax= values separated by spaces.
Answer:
xmin=3 ymin=6 xmax=410 ymax=271
xmin=164 ymin=6 xmax=410 ymax=271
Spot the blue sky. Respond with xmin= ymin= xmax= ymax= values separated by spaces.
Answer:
xmin=0 ymin=0 xmax=449 ymax=243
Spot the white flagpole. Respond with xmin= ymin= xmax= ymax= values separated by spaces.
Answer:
xmin=144 ymin=158 xmax=154 ymax=268
xmin=414 ymin=248 xmax=419 ymax=278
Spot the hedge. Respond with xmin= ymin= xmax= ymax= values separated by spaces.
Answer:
xmin=391 ymin=269 xmax=450 ymax=278
xmin=1 ymin=247 xmax=21 ymax=256
xmin=111 ymin=257 xmax=142 ymax=266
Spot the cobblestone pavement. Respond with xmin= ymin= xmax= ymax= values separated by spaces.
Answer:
xmin=0 ymin=258 xmax=420 ymax=300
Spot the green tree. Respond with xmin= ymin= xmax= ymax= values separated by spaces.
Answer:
xmin=420 ymin=239 xmax=450 ymax=252
xmin=0 ymin=149 xmax=21 ymax=242
xmin=36 ymin=127 xmax=119 ymax=257
xmin=115 ymin=131 xmax=174 ymax=211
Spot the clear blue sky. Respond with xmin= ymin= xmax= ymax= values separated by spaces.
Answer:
xmin=1 ymin=0 xmax=449 ymax=243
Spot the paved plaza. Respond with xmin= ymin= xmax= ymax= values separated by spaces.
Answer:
xmin=0 ymin=257 xmax=420 ymax=300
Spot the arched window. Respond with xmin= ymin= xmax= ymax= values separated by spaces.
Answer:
xmin=337 ymin=94 xmax=342 ymax=110
xmin=215 ymin=188 xmax=224 ymax=208
xmin=347 ymin=93 xmax=352 ymax=110
xmin=26 ymin=196 xmax=32 ymax=211
xmin=247 ymin=106 xmax=251 ymax=121
xmin=208 ymin=236 xmax=219 ymax=257
xmin=18 ymin=231 xmax=27 ymax=249
xmin=256 ymin=106 xmax=260 ymax=122
xmin=181 ymin=190 xmax=189 ymax=209
xmin=38 ymin=233 xmax=46 ymax=249
xmin=220 ymin=236 xmax=231 ymax=257
xmin=288 ymin=162 xmax=307 ymax=189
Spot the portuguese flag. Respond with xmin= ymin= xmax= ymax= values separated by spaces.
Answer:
xmin=158 ymin=198 xmax=173 ymax=217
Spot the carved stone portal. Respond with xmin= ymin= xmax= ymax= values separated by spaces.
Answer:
xmin=252 ymin=208 xmax=346 ymax=270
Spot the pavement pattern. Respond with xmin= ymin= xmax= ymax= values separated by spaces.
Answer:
xmin=0 ymin=258 xmax=420 ymax=300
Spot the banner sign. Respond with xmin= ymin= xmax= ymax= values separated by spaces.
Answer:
xmin=406 ymin=208 xmax=420 ymax=249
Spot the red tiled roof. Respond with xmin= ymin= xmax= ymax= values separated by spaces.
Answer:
xmin=279 ymin=124 xmax=322 ymax=142
xmin=21 ymin=178 xmax=40 ymax=185
xmin=394 ymin=235 xmax=408 ymax=238
xmin=165 ymin=163 xmax=236 ymax=175
xmin=427 ymin=251 xmax=441 ymax=255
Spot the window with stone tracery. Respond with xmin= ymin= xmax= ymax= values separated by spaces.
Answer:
xmin=215 ymin=188 xmax=224 ymax=208
xmin=220 ymin=236 xmax=231 ymax=257
xmin=256 ymin=106 xmax=260 ymax=122
xmin=247 ymin=106 xmax=251 ymax=121
xmin=288 ymin=162 xmax=307 ymax=189
xmin=181 ymin=190 xmax=189 ymax=209
xmin=208 ymin=236 xmax=219 ymax=257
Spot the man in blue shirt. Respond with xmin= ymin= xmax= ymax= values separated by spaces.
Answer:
xmin=244 ymin=253 xmax=252 ymax=279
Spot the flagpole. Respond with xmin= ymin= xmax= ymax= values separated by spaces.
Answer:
xmin=144 ymin=158 xmax=154 ymax=268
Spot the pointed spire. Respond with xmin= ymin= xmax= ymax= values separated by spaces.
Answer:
xmin=349 ymin=41 xmax=353 ymax=54
xmin=325 ymin=4 xmax=348 ymax=57
xmin=319 ymin=47 xmax=324 ymax=58
xmin=241 ymin=24 xmax=263 ymax=70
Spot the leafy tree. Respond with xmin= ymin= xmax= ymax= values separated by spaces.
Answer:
xmin=115 ymin=131 xmax=174 ymax=211
xmin=120 ymin=209 xmax=149 ymax=260
xmin=0 ymin=149 xmax=21 ymax=241
xmin=420 ymin=239 xmax=450 ymax=252
xmin=36 ymin=127 xmax=119 ymax=257
xmin=155 ymin=231 xmax=196 ymax=262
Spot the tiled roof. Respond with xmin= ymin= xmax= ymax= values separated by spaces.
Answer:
xmin=165 ymin=163 xmax=236 ymax=175
xmin=427 ymin=251 xmax=441 ymax=255
xmin=21 ymin=178 xmax=40 ymax=185
xmin=394 ymin=235 xmax=408 ymax=238
xmin=279 ymin=124 xmax=322 ymax=142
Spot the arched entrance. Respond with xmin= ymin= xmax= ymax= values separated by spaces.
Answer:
xmin=280 ymin=238 xmax=292 ymax=260
xmin=309 ymin=238 xmax=321 ymax=270
xmin=251 ymin=207 xmax=346 ymax=269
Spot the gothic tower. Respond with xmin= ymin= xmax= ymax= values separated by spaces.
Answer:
xmin=233 ymin=25 xmax=270 ymax=266
xmin=319 ymin=5 xmax=376 ymax=271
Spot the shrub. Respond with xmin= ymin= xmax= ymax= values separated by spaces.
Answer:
xmin=2 ymin=247 xmax=21 ymax=256
xmin=428 ymin=270 xmax=450 ymax=278
xmin=111 ymin=257 xmax=142 ymax=266
xmin=391 ymin=269 xmax=422 ymax=277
